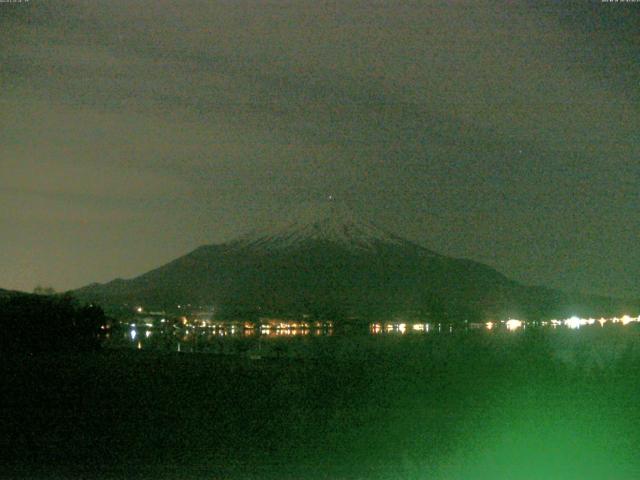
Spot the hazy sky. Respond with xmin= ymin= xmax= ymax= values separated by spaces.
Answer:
xmin=1 ymin=1 xmax=639 ymax=298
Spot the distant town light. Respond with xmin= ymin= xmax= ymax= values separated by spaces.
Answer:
xmin=621 ymin=315 xmax=635 ymax=326
xmin=564 ymin=316 xmax=584 ymax=329
xmin=506 ymin=319 xmax=522 ymax=331
xmin=136 ymin=306 xmax=143 ymax=313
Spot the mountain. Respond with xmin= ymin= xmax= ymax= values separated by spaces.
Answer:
xmin=73 ymin=204 xmax=635 ymax=322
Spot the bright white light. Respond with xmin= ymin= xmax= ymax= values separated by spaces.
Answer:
xmin=621 ymin=315 xmax=634 ymax=326
xmin=485 ymin=322 xmax=494 ymax=331
xmin=130 ymin=329 xmax=137 ymax=340
xmin=565 ymin=316 xmax=581 ymax=329
xmin=398 ymin=323 xmax=407 ymax=334
xmin=136 ymin=306 xmax=143 ymax=313
xmin=506 ymin=319 xmax=522 ymax=331
xmin=564 ymin=316 xmax=584 ymax=329
xmin=145 ymin=330 xmax=152 ymax=338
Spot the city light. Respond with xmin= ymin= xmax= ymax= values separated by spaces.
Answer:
xmin=506 ymin=319 xmax=522 ymax=331
xmin=124 ymin=313 xmax=640 ymax=348
xmin=565 ymin=316 xmax=583 ymax=330
xmin=621 ymin=315 xmax=634 ymax=326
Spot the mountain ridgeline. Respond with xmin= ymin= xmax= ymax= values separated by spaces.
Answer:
xmin=73 ymin=208 xmax=635 ymax=322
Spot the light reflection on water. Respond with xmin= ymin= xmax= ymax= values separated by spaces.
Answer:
xmin=113 ymin=314 xmax=640 ymax=354
xmin=117 ymin=323 xmax=335 ymax=353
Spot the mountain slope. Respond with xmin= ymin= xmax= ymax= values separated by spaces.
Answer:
xmin=73 ymin=205 xmax=635 ymax=321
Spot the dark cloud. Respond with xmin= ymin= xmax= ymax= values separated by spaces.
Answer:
xmin=1 ymin=0 xmax=638 ymax=297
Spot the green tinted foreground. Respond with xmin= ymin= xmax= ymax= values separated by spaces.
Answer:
xmin=2 ymin=327 xmax=639 ymax=479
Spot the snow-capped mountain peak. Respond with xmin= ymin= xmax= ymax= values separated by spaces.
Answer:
xmin=229 ymin=202 xmax=410 ymax=252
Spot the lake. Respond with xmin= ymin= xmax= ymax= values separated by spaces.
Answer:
xmin=3 ymin=320 xmax=640 ymax=479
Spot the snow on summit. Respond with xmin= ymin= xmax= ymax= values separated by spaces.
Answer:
xmin=230 ymin=201 xmax=409 ymax=252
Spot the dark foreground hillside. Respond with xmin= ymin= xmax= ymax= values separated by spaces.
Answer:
xmin=2 ymin=328 xmax=640 ymax=479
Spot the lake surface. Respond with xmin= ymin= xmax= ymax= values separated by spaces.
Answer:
xmin=4 ymin=319 xmax=640 ymax=479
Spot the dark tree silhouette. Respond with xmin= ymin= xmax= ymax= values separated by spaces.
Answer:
xmin=0 ymin=292 xmax=106 ymax=354
xmin=33 ymin=285 xmax=56 ymax=295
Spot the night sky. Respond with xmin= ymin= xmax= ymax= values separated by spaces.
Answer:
xmin=1 ymin=1 xmax=638 ymax=298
